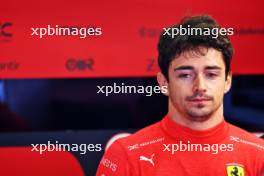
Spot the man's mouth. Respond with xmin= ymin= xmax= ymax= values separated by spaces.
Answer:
xmin=188 ymin=98 xmax=212 ymax=104
xmin=190 ymin=98 xmax=211 ymax=102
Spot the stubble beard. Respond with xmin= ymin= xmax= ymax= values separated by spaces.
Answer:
xmin=185 ymin=100 xmax=221 ymax=122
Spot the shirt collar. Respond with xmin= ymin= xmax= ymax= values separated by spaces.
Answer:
xmin=160 ymin=114 xmax=229 ymax=143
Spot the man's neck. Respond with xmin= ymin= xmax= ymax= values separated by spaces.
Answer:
xmin=168 ymin=103 xmax=224 ymax=131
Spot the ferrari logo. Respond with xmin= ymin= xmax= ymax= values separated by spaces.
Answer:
xmin=226 ymin=163 xmax=245 ymax=176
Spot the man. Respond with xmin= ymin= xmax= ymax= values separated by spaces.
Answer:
xmin=96 ymin=15 xmax=264 ymax=176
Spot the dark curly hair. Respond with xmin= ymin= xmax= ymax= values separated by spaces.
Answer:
xmin=158 ymin=15 xmax=234 ymax=81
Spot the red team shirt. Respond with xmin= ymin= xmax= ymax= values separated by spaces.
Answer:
xmin=96 ymin=115 xmax=264 ymax=176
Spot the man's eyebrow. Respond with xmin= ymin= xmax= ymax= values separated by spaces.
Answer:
xmin=174 ymin=66 xmax=194 ymax=71
xmin=174 ymin=65 xmax=222 ymax=71
xmin=205 ymin=66 xmax=222 ymax=70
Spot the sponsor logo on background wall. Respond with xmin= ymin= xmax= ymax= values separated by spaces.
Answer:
xmin=65 ymin=58 xmax=94 ymax=71
xmin=0 ymin=61 xmax=19 ymax=71
xmin=0 ymin=22 xmax=13 ymax=42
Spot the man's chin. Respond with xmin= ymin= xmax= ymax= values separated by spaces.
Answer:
xmin=186 ymin=109 xmax=213 ymax=122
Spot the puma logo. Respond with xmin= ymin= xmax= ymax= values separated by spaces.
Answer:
xmin=139 ymin=154 xmax=155 ymax=166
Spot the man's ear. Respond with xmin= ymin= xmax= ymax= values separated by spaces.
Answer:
xmin=224 ymin=71 xmax=232 ymax=94
xmin=157 ymin=72 xmax=169 ymax=96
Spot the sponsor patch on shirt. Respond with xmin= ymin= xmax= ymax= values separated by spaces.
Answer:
xmin=127 ymin=137 xmax=164 ymax=151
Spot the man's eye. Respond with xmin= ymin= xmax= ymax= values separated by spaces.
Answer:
xmin=206 ymin=73 xmax=218 ymax=78
xmin=178 ymin=74 xmax=191 ymax=78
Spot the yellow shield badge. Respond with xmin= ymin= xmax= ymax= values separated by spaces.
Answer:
xmin=226 ymin=163 xmax=245 ymax=176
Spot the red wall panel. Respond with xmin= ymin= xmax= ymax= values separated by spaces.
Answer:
xmin=1 ymin=0 xmax=264 ymax=78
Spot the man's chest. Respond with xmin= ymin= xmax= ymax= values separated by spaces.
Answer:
xmin=130 ymin=145 xmax=252 ymax=176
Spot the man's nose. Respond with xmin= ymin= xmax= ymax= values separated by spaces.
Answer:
xmin=192 ymin=74 xmax=207 ymax=93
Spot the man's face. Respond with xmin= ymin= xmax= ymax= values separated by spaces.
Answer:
xmin=159 ymin=47 xmax=232 ymax=122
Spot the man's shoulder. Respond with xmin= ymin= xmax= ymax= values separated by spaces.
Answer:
xmin=115 ymin=119 xmax=165 ymax=151
xmin=227 ymin=122 xmax=264 ymax=151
